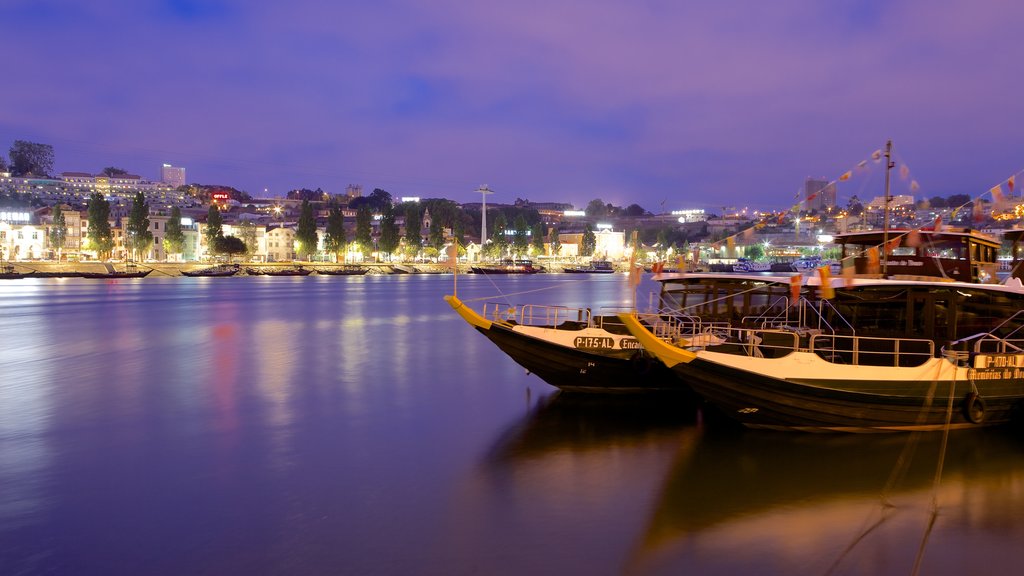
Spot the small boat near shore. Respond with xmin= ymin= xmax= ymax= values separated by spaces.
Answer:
xmin=563 ymin=260 xmax=616 ymax=273
xmin=181 ymin=264 xmax=240 ymax=277
xmin=0 ymin=264 xmax=35 ymax=279
xmin=315 ymin=266 xmax=369 ymax=276
xmin=245 ymin=266 xmax=313 ymax=276
xmin=80 ymin=263 xmax=152 ymax=279
xmin=471 ymin=259 xmax=541 ymax=274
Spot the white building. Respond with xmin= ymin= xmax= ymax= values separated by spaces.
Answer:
xmin=161 ymin=164 xmax=186 ymax=189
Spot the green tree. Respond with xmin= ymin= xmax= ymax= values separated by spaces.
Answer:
xmin=295 ymin=199 xmax=319 ymax=261
xmin=213 ymin=236 xmax=248 ymax=261
xmin=428 ymin=219 xmax=445 ymax=251
xmin=378 ymin=203 xmax=400 ymax=259
xmin=49 ymin=204 xmax=68 ymax=260
xmin=9 ymin=140 xmax=54 ymax=176
xmin=745 ymin=243 xmax=766 ymax=261
xmin=624 ymin=203 xmax=646 ymax=217
xmin=581 ymin=224 xmax=597 ymax=257
xmin=355 ymin=206 xmax=373 ymax=256
xmin=404 ymin=204 xmax=422 ymax=251
xmin=324 ymin=205 xmax=347 ymax=262
xmin=204 ymin=205 xmax=224 ymax=256
xmin=585 ymin=198 xmax=607 ymax=218
xmin=101 ymin=167 xmax=129 ymax=176
xmin=238 ymin=220 xmax=258 ymax=258
xmin=549 ymin=225 xmax=561 ymax=257
xmin=164 ymin=206 xmax=185 ymax=260
xmin=512 ymin=214 xmax=529 ymax=256
xmin=126 ymin=191 xmax=153 ymax=261
xmin=490 ymin=213 xmax=508 ymax=257
xmin=86 ymin=193 xmax=114 ymax=259
xmin=531 ymin=223 xmax=544 ymax=254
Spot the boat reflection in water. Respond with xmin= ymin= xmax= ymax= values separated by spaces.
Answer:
xmin=632 ymin=426 xmax=1024 ymax=575
xmin=485 ymin=391 xmax=703 ymax=462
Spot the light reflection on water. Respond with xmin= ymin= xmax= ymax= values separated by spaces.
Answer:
xmin=1 ymin=274 xmax=1023 ymax=575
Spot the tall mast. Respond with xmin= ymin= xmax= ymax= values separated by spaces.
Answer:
xmin=882 ymin=140 xmax=893 ymax=276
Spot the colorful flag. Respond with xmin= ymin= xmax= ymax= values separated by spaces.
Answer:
xmin=906 ymin=229 xmax=921 ymax=247
xmin=934 ymin=215 xmax=943 ymax=232
xmin=910 ymin=180 xmax=920 ymax=192
xmin=818 ymin=266 xmax=835 ymax=299
xmin=991 ymin=184 xmax=1004 ymax=203
xmin=1010 ymin=175 xmax=1016 ymax=194
xmin=885 ymin=236 xmax=901 ymax=255
xmin=790 ymin=274 xmax=801 ymax=306
xmin=871 ymin=150 xmax=882 ymax=162
xmin=743 ymin=227 xmax=754 ymax=240
xmin=856 ymin=160 xmax=868 ymax=169
xmin=899 ymin=164 xmax=910 ymax=180
xmin=973 ymin=198 xmax=984 ymax=223
xmin=866 ymin=247 xmax=880 ymax=274
xmin=839 ymin=171 xmax=852 ymax=181
xmin=841 ymin=257 xmax=855 ymax=287
xmin=726 ymin=236 xmax=735 ymax=258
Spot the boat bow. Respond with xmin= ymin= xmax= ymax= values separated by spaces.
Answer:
xmin=617 ymin=313 xmax=697 ymax=368
xmin=444 ymin=294 xmax=496 ymax=330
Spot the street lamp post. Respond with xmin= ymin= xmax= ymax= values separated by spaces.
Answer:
xmin=477 ymin=185 xmax=493 ymax=259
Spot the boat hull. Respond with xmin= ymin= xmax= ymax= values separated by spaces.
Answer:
xmin=476 ymin=322 xmax=691 ymax=393
xmin=676 ymin=351 xmax=1024 ymax=431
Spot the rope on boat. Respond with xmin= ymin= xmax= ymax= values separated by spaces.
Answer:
xmin=824 ymin=357 xmax=949 ymax=576
xmin=910 ymin=354 xmax=960 ymax=576
xmin=461 ymin=274 xmax=619 ymax=305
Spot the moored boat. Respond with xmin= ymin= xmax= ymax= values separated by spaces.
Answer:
xmin=620 ymin=259 xmax=1024 ymax=432
xmin=245 ymin=266 xmax=312 ymax=276
xmin=445 ymin=294 xmax=690 ymax=393
xmin=0 ymin=264 xmax=35 ymax=279
xmin=314 ymin=266 xmax=369 ymax=276
xmin=181 ymin=264 xmax=240 ymax=277
xmin=563 ymin=260 xmax=616 ymax=273
xmin=471 ymin=259 xmax=541 ymax=274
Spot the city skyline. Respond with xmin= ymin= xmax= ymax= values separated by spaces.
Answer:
xmin=3 ymin=1 xmax=1024 ymax=213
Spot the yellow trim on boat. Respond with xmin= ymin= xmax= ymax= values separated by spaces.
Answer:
xmin=617 ymin=313 xmax=697 ymax=367
xmin=444 ymin=294 xmax=493 ymax=330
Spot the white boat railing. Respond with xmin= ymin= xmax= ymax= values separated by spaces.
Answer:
xmin=481 ymin=302 xmax=593 ymax=327
xmin=690 ymin=324 xmax=935 ymax=367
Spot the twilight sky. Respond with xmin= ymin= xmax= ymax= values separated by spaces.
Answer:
xmin=3 ymin=0 xmax=1024 ymax=213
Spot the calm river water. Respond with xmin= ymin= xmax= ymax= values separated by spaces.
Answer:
xmin=1 ymin=273 xmax=1023 ymax=575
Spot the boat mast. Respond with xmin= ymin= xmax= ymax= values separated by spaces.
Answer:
xmin=882 ymin=140 xmax=893 ymax=276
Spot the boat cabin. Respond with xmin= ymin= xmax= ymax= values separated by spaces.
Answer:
xmin=835 ymin=228 xmax=1001 ymax=283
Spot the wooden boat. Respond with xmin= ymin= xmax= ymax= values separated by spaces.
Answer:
xmin=314 ymin=266 xmax=369 ymax=276
xmin=80 ymin=264 xmax=151 ymax=279
xmin=0 ymin=264 xmax=35 ymax=279
xmin=471 ymin=259 xmax=541 ymax=274
xmin=731 ymin=258 xmax=772 ymax=272
xmin=444 ymin=273 xmax=798 ymax=393
xmin=245 ymin=266 xmax=312 ymax=276
xmin=619 ymin=234 xmax=1024 ymax=431
xmin=563 ymin=260 xmax=616 ymax=273
xmin=445 ymin=295 xmax=689 ymax=393
xmin=181 ymin=264 xmax=240 ymax=277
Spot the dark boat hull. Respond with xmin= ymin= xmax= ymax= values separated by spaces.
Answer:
xmin=477 ymin=322 xmax=692 ymax=393
xmin=181 ymin=268 xmax=239 ymax=277
xmin=676 ymin=353 xmax=1024 ymax=431
xmin=470 ymin=267 xmax=539 ymax=274
xmin=80 ymin=270 xmax=152 ymax=279
xmin=315 ymin=267 xmax=369 ymax=275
